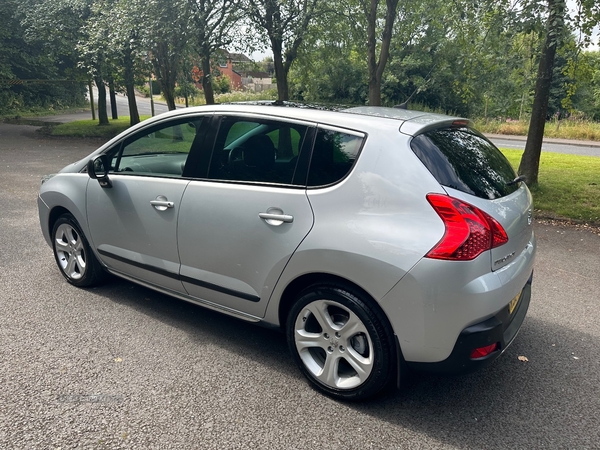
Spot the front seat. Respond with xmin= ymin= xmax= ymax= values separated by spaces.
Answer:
xmin=232 ymin=135 xmax=277 ymax=182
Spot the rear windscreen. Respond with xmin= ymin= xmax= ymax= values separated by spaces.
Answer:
xmin=410 ymin=128 xmax=518 ymax=200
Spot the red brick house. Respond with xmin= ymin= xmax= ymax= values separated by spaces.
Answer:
xmin=193 ymin=51 xmax=253 ymax=91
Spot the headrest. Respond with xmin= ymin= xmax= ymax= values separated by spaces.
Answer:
xmin=243 ymin=135 xmax=276 ymax=168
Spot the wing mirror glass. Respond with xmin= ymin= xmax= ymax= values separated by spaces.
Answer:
xmin=87 ymin=155 xmax=112 ymax=188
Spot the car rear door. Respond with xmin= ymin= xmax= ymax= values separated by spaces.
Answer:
xmin=176 ymin=115 xmax=315 ymax=317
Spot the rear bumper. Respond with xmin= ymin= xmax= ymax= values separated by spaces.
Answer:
xmin=407 ymin=271 xmax=532 ymax=374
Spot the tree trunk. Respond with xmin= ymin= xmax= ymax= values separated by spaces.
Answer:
xmin=271 ymin=39 xmax=289 ymax=102
xmin=201 ymin=52 xmax=215 ymax=105
xmin=125 ymin=82 xmax=140 ymax=126
xmin=95 ymin=77 xmax=109 ymax=125
xmin=161 ymin=82 xmax=177 ymax=111
xmin=108 ymin=79 xmax=118 ymax=120
xmin=123 ymin=42 xmax=140 ymax=126
xmin=518 ymin=0 xmax=565 ymax=186
xmin=366 ymin=0 xmax=399 ymax=106
xmin=366 ymin=0 xmax=380 ymax=106
xmin=88 ymin=80 xmax=95 ymax=121
xmin=368 ymin=78 xmax=382 ymax=106
xmin=153 ymin=43 xmax=178 ymax=111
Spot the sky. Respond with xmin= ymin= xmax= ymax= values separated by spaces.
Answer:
xmin=250 ymin=50 xmax=271 ymax=61
xmin=567 ymin=0 xmax=599 ymax=51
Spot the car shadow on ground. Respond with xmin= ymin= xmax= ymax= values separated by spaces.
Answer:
xmin=90 ymin=277 xmax=599 ymax=449
xmin=89 ymin=276 xmax=297 ymax=378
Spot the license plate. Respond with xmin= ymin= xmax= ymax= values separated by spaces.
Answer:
xmin=508 ymin=291 xmax=521 ymax=315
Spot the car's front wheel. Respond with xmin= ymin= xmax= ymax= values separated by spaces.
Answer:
xmin=287 ymin=283 xmax=396 ymax=401
xmin=52 ymin=213 xmax=104 ymax=287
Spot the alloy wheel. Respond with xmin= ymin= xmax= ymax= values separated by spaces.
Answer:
xmin=293 ymin=299 xmax=374 ymax=390
xmin=54 ymin=223 xmax=87 ymax=281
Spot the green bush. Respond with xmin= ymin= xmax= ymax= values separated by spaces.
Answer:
xmin=0 ymin=82 xmax=87 ymax=117
xmin=137 ymin=82 xmax=161 ymax=97
xmin=175 ymin=82 xmax=201 ymax=101
xmin=188 ymin=89 xmax=277 ymax=106
xmin=212 ymin=75 xmax=231 ymax=94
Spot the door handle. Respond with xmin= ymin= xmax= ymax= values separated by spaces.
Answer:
xmin=151 ymin=200 xmax=174 ymax=208
xmin=151 ymin=196 xmax=174 ymax=211
xmin=259 ymin=213 xmax=294 ymax=223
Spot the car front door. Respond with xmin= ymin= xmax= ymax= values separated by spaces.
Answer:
xmin=176 ymin=115 xmax=315 ymax=317
xmin=86 ymin=116 xmax=208 ymax=293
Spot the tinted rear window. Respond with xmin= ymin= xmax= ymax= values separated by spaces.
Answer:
xmin=410 ymin=128 xmax=518 ymax=200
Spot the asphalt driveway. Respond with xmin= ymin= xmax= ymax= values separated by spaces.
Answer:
xmin=1 ymin=122 xmax=599 ymax=449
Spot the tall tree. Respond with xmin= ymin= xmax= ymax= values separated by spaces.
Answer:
xmin=18 ymin=0 xmax=95 ymax=117
xmin=380 ymin=0 xmax=449 ymax=107
xmin=365 ymin=0 xmax=399 ymax=106
xmin=518 ymin=0 xmax=566 ymax=185
xmin=78 ymin=1 xmax=115 ymax=125
xmin=0 ymin=0 xmax=85 ymax=115
xmin=245 ymin=0 xmax=318 ymax=101
xmin=188 ymin=0 xmax=239 ymax=105
xmin=106 ymin=0 xmax=148 ymax=125
xmin=144 ymin=0 xmax=192 ymax=110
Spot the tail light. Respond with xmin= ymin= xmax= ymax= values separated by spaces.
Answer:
xmin=426 ymin=194 xmax=508 ymax=261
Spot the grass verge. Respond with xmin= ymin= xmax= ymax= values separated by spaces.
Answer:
xmin=476 ymin=118 xmax=600 ymax=141
xmin=500 ymin=149 xmax=600 ymax=225
xmin=51 ymin=116 xmax=151 ymax=139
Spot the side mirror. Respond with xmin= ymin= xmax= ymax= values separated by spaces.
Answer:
xmin=87 ymin=155 xmax=112 ymax=188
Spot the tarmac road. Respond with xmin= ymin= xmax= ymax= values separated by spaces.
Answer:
xmin=1 ymin=122 xmax=599 ymax=449
xmin=33 ymin=92 xmax=171 ymax=124
xmin=487 ymin=134 xmax=600 ymax=157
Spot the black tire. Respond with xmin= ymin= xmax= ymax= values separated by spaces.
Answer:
xmin=51 ymin=213 xmax=105 ymax=287
xmin=286 ymin=283 xmax=396 ymax=401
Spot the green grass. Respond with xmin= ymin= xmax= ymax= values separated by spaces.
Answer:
xmin=476 ymin=119 xmax=600 ymax=141
xmin=500 ymin=149 xmax=600 ymax=225
xmin=51 ymin=116 xmax=151 ymax=139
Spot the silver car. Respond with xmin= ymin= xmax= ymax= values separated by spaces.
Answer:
xmin=38 ymin=104 xmax=535 ymax=400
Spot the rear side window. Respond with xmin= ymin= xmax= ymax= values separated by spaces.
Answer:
xmin=410 ymin=128 xmax=518 ymax=200
xmin=307 ymin=128 xmax=364 ymax=187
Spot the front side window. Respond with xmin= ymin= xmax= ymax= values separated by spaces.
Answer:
xmin=208 ymin=117 xmax=309 ymax=185
xmin=307 ymin=128 xmax=364 ymax=187
xmin=110 ymin=118 xmax=203 ymax=178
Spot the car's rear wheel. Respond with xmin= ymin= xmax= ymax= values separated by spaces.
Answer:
xmin=52 ymin=214 xmax=104 ymax=287
xmin=287 ymin=283 xmax=396 ymax=401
